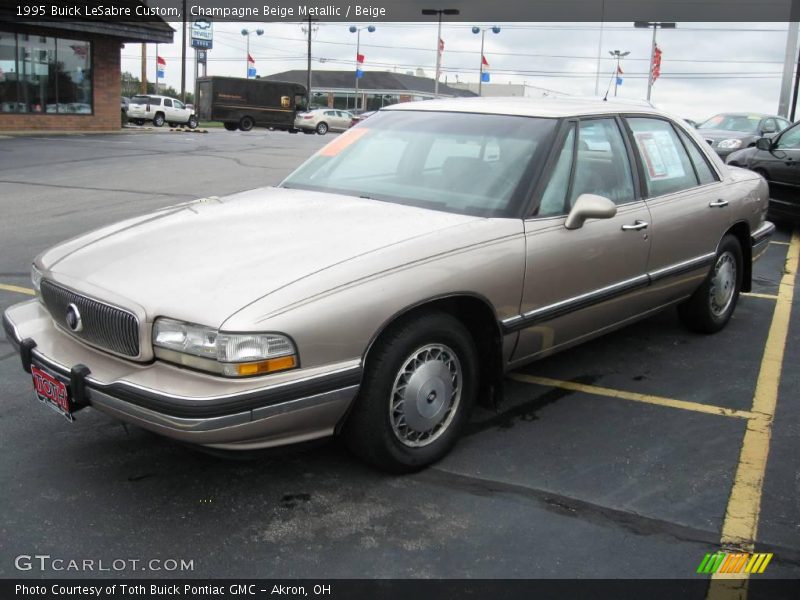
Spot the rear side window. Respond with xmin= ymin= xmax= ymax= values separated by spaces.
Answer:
xmin=163 ymin=99 xmax=172 ymax=107
xmin=627 ymin=118 xmax=698 ymax=197
xmin=676 ymin=128 xmax=718 ymax=185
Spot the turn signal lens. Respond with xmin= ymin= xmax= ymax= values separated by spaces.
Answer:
xmin=226 ymin=355 xmax=297 ymax=377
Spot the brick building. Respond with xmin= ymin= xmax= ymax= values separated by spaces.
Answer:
xmin=0 ymin=5 xmax=172 ymax=131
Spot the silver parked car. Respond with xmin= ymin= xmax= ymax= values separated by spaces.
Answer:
xmin=294 ymin=108 xmax=354 ymax=135
xmin=697 ymin=112 xmax=791 ymax=159
xmin=3 ymin=97 xmax=774 ymax=472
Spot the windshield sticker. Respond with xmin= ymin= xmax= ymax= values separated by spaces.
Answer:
xmin=634 ymin=131 xmax=686 ymax=181
xmin=319 ymin=128 xmax=370 ymax=157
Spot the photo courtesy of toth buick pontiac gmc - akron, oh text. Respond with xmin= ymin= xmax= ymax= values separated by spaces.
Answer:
xmin=3 ymin=97 xmax=774 ymax=472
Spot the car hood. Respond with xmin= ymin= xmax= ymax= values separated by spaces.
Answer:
xmin=697 ymin=129 xmax=755 ymax=141
xmin=42 ymin=187 xmax=481 ymax=327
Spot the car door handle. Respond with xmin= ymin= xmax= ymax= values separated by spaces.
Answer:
xmin=621 ymin=220 xmax=649 ymax=231
xmin=709 ymin=199 xmax=729 ymax=208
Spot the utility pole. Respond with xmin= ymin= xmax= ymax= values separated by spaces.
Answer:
xmin=180 ymin=0 xmax=187 ymax=102
xmin=778 ymin=22 xmax=799 ymax=117
xmin=306 ymin=16 xmax=313 ymax=107
xmin=140 ymin=43 xmax=147 ymax=93
xmin=422 ymin=8 xmax=460 ymax=97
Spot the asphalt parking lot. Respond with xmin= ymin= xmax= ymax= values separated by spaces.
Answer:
xmin=0 ymin=129 xmax=798 ymax=590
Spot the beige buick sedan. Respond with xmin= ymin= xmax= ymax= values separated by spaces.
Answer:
xmin=4 ymin=98 xmax=774 ymax=472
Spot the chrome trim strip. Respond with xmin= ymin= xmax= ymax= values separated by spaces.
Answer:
xmin=2 ymin=311 xmax=22 ymax=351
xmin=751 ymin=221 xmax=775 ymax=246
xmin=501 ymin=252 xmax=717 ymax=333
xmin=648 ymin=252 xmax=716 ymax=283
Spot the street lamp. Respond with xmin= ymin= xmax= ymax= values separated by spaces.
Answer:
xmin=609 ymin=49 xmax=630 ymax=97
xmin=241 ymin=28 xmax=264 ymax=78
xmin=421 ymin=8 xmax=460 ymax=97
xmin=349 ymin=25 xmax=375 ymax=113
xmin=471 ymin=26 xmax=500 ymax=96
xmin=634 ymin=21 xmax=676 ymax=101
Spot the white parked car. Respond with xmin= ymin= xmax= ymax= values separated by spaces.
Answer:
xmin=294 ymin=108 xmax=354 ymax=135
xmin=127 ymin=94 xmax=198 ymax=128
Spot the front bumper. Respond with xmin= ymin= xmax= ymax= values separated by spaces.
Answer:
xmin=3 ymin=300 xmax=360 ymax=450
xmin=751 ymin=220 xmax=775 ymax=262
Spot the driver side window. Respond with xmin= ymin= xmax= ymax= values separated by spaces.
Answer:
xmin=775 ymin=125 xmax=800 ymax=149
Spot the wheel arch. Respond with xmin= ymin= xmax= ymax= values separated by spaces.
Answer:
xmin=361 ymin=293 xmax=505 ymax=410
xmin=724 ymin=220 xmax=752 ymax=292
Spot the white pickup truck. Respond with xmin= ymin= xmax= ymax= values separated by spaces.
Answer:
xmin=127 ymin=94 xmax=199 ymax=128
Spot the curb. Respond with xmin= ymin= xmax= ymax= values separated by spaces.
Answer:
xmin=169 ymin=127 xmax=209 ymax=134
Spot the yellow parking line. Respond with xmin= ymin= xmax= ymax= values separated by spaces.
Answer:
xmin=0 ymin=283 xmax=35 ymax=296
xmin=708 ymin=230 xmax=799 ymax=598
xmin=507 ymin=373 xmax=760 ymax=421
xmin=741 ymin=292 xmax=778 ymax=300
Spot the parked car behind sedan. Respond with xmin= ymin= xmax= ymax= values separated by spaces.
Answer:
xmin=726 ymin=120 xmax=800 ymax=221
xmin=3 ymin=97 xmax=773 ymax=473
xmin=697 ymin=112 xmax=791 ymax=158
xmin=295 ymin=108 xmax=354 ymax=135
xmin=127 ymin=94 xmax=198 ymax=128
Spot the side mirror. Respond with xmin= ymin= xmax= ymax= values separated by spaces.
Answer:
xmin=755 ymin=137 xmax=773 ymax=151
xmin=564 ymin=194 xmax=617 ymax=230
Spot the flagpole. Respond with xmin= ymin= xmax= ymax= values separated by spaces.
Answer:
xmin=155 ymin=43 xmax=158 ymax=94
xmin=434 ymin=12 xmax=442 ymax=97
xmin=478 ymin=29 xmax=485 ymax=96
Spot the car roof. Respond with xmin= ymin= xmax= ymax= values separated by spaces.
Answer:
xmin=383 ymin=96 xmax=667 ymax=119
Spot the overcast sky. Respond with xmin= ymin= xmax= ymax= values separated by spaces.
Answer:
xmin=122 ymin=21 xmax=794 ymax=121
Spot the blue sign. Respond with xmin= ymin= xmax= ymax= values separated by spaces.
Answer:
xmin=191 ymin=38 xmax=212 ymax=49
xmin=247 ymin=67 xmax=257 ymax=78
xmin=355 ymin=69 xmax=364 ymax=79
xmin=481 ymin=72 xmax=490 ymax=83
xmin=157 ymin=69 xmax=165 ymax=79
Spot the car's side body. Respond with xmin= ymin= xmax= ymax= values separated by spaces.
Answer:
xmin=126 ymin=94 xmax=197 ymax=127
xmin=726 ymin=122 xmax=800 ymax=221
xmin=3 ymin=97 xmax=773 ymax=462
xmin=295 ymin=109 xmax=354 ymax=133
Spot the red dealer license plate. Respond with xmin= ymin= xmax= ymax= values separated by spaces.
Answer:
xmin=31 ymin=364 xmax=74 ymax=421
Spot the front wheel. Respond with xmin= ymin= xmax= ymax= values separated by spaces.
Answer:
xmin=678 ymin=234 xmax=743 ymax=333
xmin=187 ymin=115 xmax=198 ymax=129
xmin=316 ymin=122 xmax=328 ymax=135
xmin=342 ymin=311 xmax=478 ymax=473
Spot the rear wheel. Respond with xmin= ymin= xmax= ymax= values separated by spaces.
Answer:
xmin=316 ymin=122 xmax=328 ymax=135
xmin=239 ymin=116 xmax=255 ymax=132
xmin=223 ymin=122 xmax=238 ymax=131
xmin=342 ymin=311 xmax=478 ymax=473
xmin=678 ymin=234 xmax=743 ymax=333
xmin=152 ymin=112 xmax=165 ymax=127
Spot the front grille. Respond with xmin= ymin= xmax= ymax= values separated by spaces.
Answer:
xmin=40 ymin=280 xmax=140 ymax=358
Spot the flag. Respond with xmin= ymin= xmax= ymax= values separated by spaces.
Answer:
xmin=356 ymin=69 xmax=364 ymax=79
xmin=481 ymin=55 xmax=489 ymax=67
xmin=157 ymin=55 xmax=166 ymax=67
xmin=157 ymin=69 xmax=165 ymax=79
xmin=616 ymin=76 xmax=623 ymax=85
xmin=617 ymin=65 xmax=623 ymax=75
xmin=247 ymin=53 xmax=255 ymax=65
xmin=652 ymin=44 xmax=662 ymax=82
xmin=356 ymin=53 xmax=365 ymax=64
xmin=438 ymin=38 xmax=444 ymax=53
xmin=481 ymin=72 xmax=490 ymax=83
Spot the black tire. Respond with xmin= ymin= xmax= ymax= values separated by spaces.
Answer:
xmin=342 ymin=311 xmax=478 ymax=473
xmin=678 ymin=234 xmax=743 ymax=334
xmin=316 ymin=122 xmax=328 ymax=135
xmin=187 ymin=116 xmax=198 ymax=129
xmin=223 ymin=122 xmax=238 ymax=131
xmin=168 ymin=122 xmax=177 ymax=128
xmin=239 ymin=116 xmax=255 ymax=132
xmin=152 ymin=112 xmax=165 ymax=127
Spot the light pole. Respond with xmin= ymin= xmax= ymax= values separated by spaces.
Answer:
xmin=471 ymin=26 xmax=500 ymax=96
xmin=421 ymin=8 xmax=460 ymax=97
xmin=609 ymin=49 xmax=629 ymax=97
xmin=634 ymin=21 xmax=675 ymax=101
xmin=241 ymin=28 xmax=264 ymax=78
xmin=349 ymin=25 xmax=375 ymax=113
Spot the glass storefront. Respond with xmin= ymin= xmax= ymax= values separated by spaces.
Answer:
xmin=0 ymin=31 xmax=91 ymax=114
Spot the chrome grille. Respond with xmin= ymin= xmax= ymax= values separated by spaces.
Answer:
xmin=40 ymin=279 xmax=140 ymax=357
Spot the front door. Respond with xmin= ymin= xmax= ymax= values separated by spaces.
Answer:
xmin=751 ymin=122 xmax=800 ymax=202
xmin=511 ymin=117 xmax=652 ymax=362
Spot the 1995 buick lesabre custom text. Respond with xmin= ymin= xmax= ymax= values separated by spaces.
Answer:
xmin=3 ymin=98 xmax=774 ymax=472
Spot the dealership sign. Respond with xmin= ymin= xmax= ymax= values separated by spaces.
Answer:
xmin=191 ymin=18 xmax=213 ymax=49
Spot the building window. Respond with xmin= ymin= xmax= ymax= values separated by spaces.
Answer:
xmin=0 ymin=31 xmax=91 ymax=114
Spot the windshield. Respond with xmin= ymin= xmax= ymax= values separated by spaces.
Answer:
xmin=699 ymin=114 xmax=761 ymax=133
xmin=281 ymin=110 xmax=556 ymax=218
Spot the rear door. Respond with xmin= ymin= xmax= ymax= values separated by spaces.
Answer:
xmin=511 ymin=117 xmax=653 ymax=362
xmin=624 ymin=116 xmax=729 ymax=305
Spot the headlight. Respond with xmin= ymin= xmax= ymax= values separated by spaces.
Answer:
xmin=152 ymin=317 xmax=297 ymax=377
xmin=717 ymin=139 xmax=743 ymax=149
xmin=31 ymin=264 xmax=43 ymax=293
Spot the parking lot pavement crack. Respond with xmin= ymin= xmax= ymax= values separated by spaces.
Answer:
xmin=0 ymin=179 xmax=194 ymax=199
xmin=420 ymin=467 xmax=721 ymax=547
